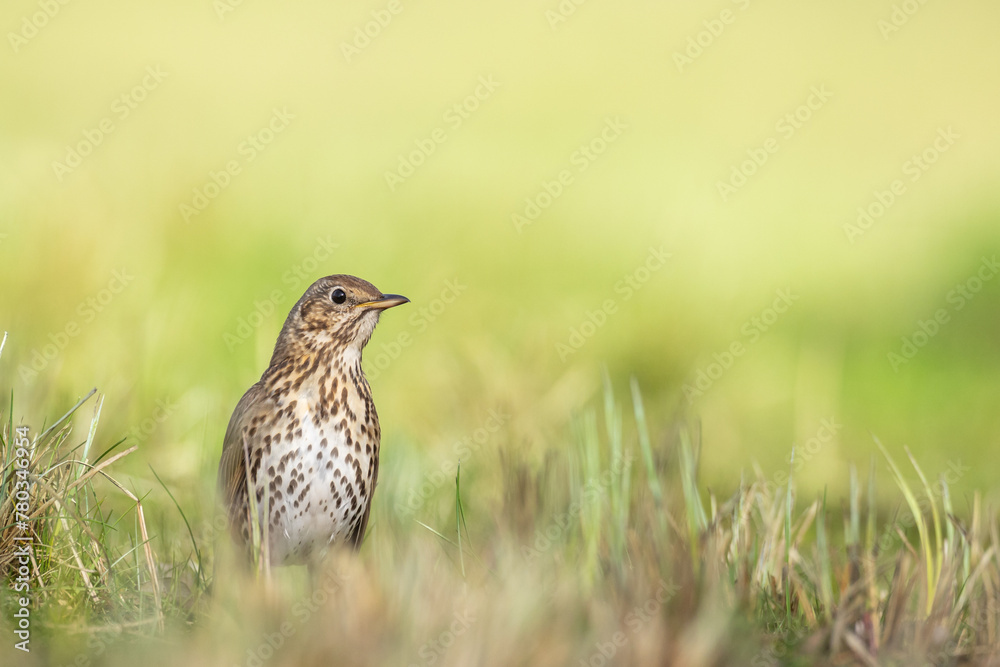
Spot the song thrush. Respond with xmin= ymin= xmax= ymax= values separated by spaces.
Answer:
xmin=218 ymin=275 xmax=408 ymax=565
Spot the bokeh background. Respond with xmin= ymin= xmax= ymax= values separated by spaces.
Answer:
xmin=2 ymin=0 xmax=999 ymax=511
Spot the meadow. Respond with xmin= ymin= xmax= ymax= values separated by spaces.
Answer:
xmin=2 ymin=1 xmax=1000 ymax=664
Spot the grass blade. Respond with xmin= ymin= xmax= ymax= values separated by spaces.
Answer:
xmin=149 ymin=465 xmax=205 ymax=589
xmin=875 ymin=435 xmax=935 ymax=615
xmin=631 ymin=377 xmax=665 ymax=527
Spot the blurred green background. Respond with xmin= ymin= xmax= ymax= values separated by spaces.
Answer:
xmin=1 ymin=0 xmax=998 ymax=506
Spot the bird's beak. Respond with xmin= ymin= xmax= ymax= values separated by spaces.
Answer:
xmin=356 ymin=294 xmax=410 ymax=310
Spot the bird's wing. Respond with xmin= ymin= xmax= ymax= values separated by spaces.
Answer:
xmin=348 ymin=452 xmax=378 ymax=549
xmin=217 ymin=382 xmax=266 ymax=545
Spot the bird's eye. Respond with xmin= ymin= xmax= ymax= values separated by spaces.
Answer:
xmin=331 ymin=288 xmax=347 ymax=304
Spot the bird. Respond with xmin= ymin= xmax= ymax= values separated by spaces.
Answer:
xmin=217 ymin=274 xmax=408 ymax=566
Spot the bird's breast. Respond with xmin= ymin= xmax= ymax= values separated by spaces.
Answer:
xmin=254 ymin=370 xmax=379 ymax=564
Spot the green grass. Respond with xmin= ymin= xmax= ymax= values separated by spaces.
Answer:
xmin=2 ymin=365 xmax=998 ymax=666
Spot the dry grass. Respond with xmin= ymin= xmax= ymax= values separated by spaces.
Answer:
xmin=2 ymin=366 xmax=999 ymax=666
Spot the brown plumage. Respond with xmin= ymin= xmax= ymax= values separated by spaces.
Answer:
xmin=218 ymin=275 xmax=408 ymax=565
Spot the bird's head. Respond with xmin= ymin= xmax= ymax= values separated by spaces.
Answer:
xmin=273 ymin=274 xmax=409 ymax=360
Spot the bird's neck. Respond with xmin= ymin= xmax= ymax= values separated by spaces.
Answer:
xmin=261 ymin=341 xmax=368 ymax=404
